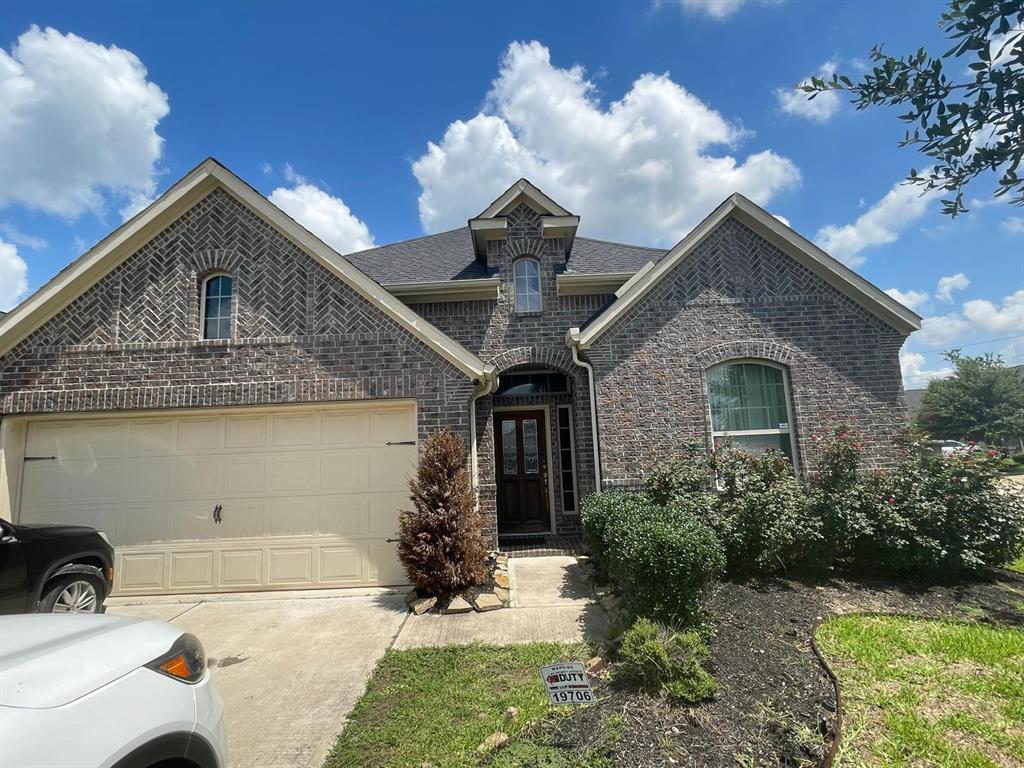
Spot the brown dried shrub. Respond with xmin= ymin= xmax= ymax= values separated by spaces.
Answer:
xmin=398 ymin=427 xmax=488 ymax=594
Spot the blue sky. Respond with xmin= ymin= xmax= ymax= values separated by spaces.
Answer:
xmin=1 ymin=0 xmax=1021 ymax=387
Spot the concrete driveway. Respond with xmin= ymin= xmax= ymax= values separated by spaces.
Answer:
xmin=107 ymin=589 xmax=407 ymax=768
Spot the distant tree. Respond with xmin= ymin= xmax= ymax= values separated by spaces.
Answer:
xmin=804 ymin=1 xmax=1024 ymax=217
xmin=917 ymin=351 xmax=1024 ymax=446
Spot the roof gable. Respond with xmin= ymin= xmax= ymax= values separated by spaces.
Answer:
xmin=0 ymin=158 xmax=490 ymax=380
xmin=573 ymin=193 xmax=922 ymax=349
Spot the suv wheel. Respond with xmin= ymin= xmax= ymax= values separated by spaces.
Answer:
xmin=40 ymin=574 xmax=105 ymax=613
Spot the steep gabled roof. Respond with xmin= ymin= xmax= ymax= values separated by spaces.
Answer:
xmin=0 ymin=158 xmax=491 ymax=380
xmin=573 ymin=193 xmax=923 ymax=348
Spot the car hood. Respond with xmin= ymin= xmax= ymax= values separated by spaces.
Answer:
xmin=15 ymin=522 xmax=99 ymax=538
xmin=0 ymin=615 xmax=184 ymax=709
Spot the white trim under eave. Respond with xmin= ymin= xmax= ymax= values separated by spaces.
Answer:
xmin=385 ymin=278 xmax=500 ymax=303
xmin=575 ymin=193 xmax=923 ymax=349
xmin=474 ymin=178 xmax=573 ymax=219
xmin=556 ymin=272 xmax=635 ymax=296
xmin=0 ymin=159 xmax=492 ymax=382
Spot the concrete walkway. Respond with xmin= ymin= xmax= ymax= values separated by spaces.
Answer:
xmin=392 ymin=555 xmax=606 ymax=649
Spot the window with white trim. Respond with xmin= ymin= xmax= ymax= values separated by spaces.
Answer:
xmin=557 ymin=405 xmax=578 ymax=514
xmin=707 ymin=361 xmax=796 ymax=463
xmin=201 ymin=273 xmax=233 ymax=340
xmin=513 ymin=258 xmax=541 ymax=312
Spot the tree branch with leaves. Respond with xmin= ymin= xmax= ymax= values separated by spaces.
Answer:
xmin=804 ymin=0 xmax=1024 ymax=216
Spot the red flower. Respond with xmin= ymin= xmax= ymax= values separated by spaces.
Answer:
xmin=887 ymin=496 xmax=896 ymax=504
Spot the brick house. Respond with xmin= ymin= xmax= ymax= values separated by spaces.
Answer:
xmin=0 ymin=159 xmax=920 ymax=595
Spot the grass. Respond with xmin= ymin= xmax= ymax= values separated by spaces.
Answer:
xmin=1007 ymin=554 xmax=1024 ymax=575
xmin=323 ymin=642 xmax=599 ymax=768
xmin=816 ymin=615 xmax=1024 ymax=768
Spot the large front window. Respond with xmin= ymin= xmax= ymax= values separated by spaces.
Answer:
xmin=708 ymin=362 xmax=795 ymax=463
xmin=513 ymin=258 xmax=541 ymax=312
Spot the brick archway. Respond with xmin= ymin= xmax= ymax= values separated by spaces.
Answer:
xmin=695 ymin=339 xmax=800 ymax=369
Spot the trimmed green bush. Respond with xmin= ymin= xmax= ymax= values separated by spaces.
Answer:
xmin=580 ymin=491 xmax=649 ymax=580
xmin=602 ymin=497 xmax=725 ymax=627
xmin=616 ymin=618 xmax=718 ymax=704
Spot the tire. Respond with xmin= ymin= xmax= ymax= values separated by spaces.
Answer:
xmin=39 ymin=573 xmax=105 ymax=614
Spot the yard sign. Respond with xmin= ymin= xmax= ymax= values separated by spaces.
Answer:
xmin=539 ymin=662 xmax=593 ymax=705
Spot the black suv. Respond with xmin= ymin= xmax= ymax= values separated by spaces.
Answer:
xmin=0 ymin=519 xmax=115 ymax=614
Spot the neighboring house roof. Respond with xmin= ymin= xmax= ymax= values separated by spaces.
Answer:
xmin=346 ymin=228 xmax=668 ymax=285
xmin=905 ymin=388 xmax=926 ymax=417
xmin=571 ymin=193 xmax=924 ymax=348
xmin=0 ymin=158 xmax=491 ymax=381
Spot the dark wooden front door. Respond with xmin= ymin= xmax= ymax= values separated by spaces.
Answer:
xmin=494 ymin=410 xmax=550 ymax=533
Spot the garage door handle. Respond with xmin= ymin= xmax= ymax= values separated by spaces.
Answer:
xmin=24 ymin=456 xmax=58 ymax=462
xmin=385 ymin=441 xmax=416 ymax=446
xmin=213 ymin=504 xmax=222 ymax=524
xmin=386 ymin=537 xmax=401 ymax=543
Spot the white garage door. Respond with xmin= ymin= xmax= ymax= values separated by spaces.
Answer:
xmin=17 ymin=401 xmax=417 ymax=595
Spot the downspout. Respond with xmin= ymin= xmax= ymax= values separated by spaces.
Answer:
xmin=566 ymin=328 xmax=602 ymax=492
xmin=469 ymin=365 xmax=497 ymax=489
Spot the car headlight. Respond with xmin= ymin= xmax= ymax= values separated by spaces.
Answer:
xmin=147 ymin=633 xmax=207 ymax=684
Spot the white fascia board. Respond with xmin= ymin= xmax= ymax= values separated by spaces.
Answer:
xmin=386 ymin=278 xmax=500 ymax=303
xmin=576 ymin=194 xmax=922 ymax=350
xmin=556 ymin=272 xmax=634 ymax=296
xmin=614 ymin=261 xmax=657 ymax=298
xmin=475 ymin=179 xmax=572 ymax=219
xmin=0 ymin=159 xmax=491 ymax=381
xmin=541 ymin=215 xmax=580 ymax=234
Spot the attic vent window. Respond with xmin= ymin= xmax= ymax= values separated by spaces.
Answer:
xmin=513 ymin=258 xmax=541 ymax=312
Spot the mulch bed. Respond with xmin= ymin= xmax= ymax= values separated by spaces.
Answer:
xmin=544 ymin=567 xmax=1024 ymax=767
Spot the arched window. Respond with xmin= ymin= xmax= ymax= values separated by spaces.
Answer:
xmin=200 ymin=273 xmax=233 ymax=340
xmin=707 ymin=361 xmax=796 ymax=464
xmin=513 ymin=258 xmax=541 ymax=312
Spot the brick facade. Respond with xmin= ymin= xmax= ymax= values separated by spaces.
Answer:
xmin=0 ymin=185 xmax=911 ymax=544
xmin=583 ymin=217 xmax=909 ymax=488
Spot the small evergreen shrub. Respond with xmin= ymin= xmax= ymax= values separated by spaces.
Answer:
xmin=580 ymin=491 xmax=642 ymax=578
xmin=616 ymin=617 xmax=718 ymax=704
xmin=603 ymin=498 xmax=725 ymax=626
xmin=645 ymin=445 xmax=716 ymax=505
xmin=397 ymin=428 xmax=488 ymax=594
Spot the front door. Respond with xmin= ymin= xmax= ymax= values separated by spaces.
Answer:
xmin=494 ymin=410 xmax=550 ymax=534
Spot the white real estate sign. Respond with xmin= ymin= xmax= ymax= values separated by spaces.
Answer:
xmin=539 ymin=662 xmax=593 ymax=705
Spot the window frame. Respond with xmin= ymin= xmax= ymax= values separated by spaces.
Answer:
xmin=705 ymin=359 xmax=799 ymax=473
xmin=556 ymin=405 xmax=579 ymax=515
xmin=494 ymin=370 xmax=570 ymax=397
xmin=512 ymin=257 xmax=541 ymax=313
xmin=199 ymin=271 xmax=234 ymax=341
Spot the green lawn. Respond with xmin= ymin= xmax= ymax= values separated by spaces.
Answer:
xmin=323 ymin=642 xmax=602 ymax=768
xmin=816 ymin=615 xmax=1024 ymax=768
xmin=1007 ymin=554 xmax=1024 ymax=574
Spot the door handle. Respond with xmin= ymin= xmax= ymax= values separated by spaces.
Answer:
xmin=213 ymin=504 xmax=222 ymax=524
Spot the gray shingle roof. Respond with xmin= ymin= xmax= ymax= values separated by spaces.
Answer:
xmin=344 ymin=227 xmax=667 ymax=285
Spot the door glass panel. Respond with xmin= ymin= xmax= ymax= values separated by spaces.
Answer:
xmin=522 ymin=419 xmax=539 ymax=474
xmin=501 ymin=420 xmax=517 ymax=475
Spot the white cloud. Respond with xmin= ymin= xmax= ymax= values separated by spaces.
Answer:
xmin=900 ymin=350 xmax=954 ymax=386
xmin=962 ymin=290 xmax=1024 ymax=334
xmin=775 ymin=61 xmax=841 ymax=122
xmin=412 ymin=41 xmax=800 ymax=246
xmin=815 ymin=179 xmax=938 ymax=266
xmin=0 ymin=223 xmax=46 ymax=250
xmin=918 ymin=313 xmax=973 ymax=347
xmin=260 ymin=162 xmax=272 ymax=175
xmin=269 ymin=181 xmax=375 ymax=255
xmin=1001 ymin=216 xmax=1024 ymax=235
xmin=0 ymin=237 xmax=28 ymax=311
xmin=885 ymin=287 xmax=929 ymax=312
xmin=0 ymin=26 xmax=169 ymax=219
xmin=936 ymin=272 xmax=969 ymax=302
xmin=675 ymin=0 xmax=746 ymax=19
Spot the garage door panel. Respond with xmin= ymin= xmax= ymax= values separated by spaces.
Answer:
xmin=269 ymin=453 xmax=320 ymax=493
xmin=127 ymin=419 xmax=175 ymax=454
xmin=320 ymin=451 xmax=368 ymax=491
xmin=272 ymin=412 xmax=318 ymax=447
xmin=321 ymin=411 xmax=368 ymax=445
xmin=20 ymin=401 xmax=416 ymax=595
xmin=224 ymin=415 xmax=267 ymax=449
xmin=319 ymin=496 xmax=368 ymax=535
xmin=220 ymin=455 xmax=267 ymax=495
xmin=169 ymin=551 xmax=214 ymax=590
xmin=267 ymin=497 xmax=318 ymax=537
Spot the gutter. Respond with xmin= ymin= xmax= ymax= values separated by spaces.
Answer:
xmin=469 ymin=366 xmax=498 ymax=489
xmin=566 ymin=327 xmax=602 ymax=492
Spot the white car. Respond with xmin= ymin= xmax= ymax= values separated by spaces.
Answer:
xmin=0 ymin=614 xmax=227 ymax=768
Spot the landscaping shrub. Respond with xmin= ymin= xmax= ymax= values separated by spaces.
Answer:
xmin=602 ymin=496 xmax=725 ymax=626
xmin=616 ymin=617 xmax=718 ymax=704
xmin=580 ymin=491 xmax=643 ymax=579
xmin=713 ymin=448 xmax=825 ymax=575
xmin=397 ymin=427 xmax=488 ymax=594
xmin=644 ymin=444 xmax=716 ymax=505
